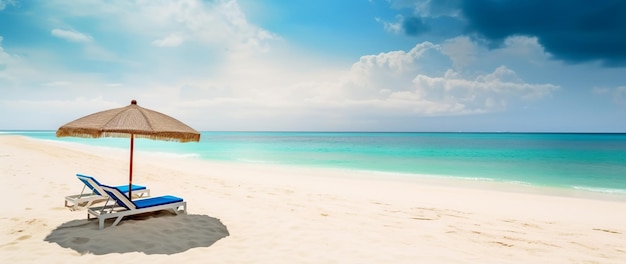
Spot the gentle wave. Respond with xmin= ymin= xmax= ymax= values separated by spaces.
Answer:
xmin=448 ymin=176 xmax=534 ymax=186
xmin=455 ymin=176 xmax=496 ymax=182
xmin=142 ymin=151 xmax=200 ymax=159
xmin=0 ymin=131 xmax=54 ymax=134
xmin=35 ymin=138 xmax=199 ymax=159
xmin=571 ymin=186 xmax=626 ymax=195
xmin=234 ymin=158 xmax=279 ymax=164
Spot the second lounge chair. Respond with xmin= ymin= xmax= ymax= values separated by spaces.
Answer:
xmin=64 ymin=174 xmax=150 ymax=210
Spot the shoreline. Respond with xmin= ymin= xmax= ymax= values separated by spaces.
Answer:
xmin=4 ymin=131 xmax=626 ymax=198
xmin=20 ymin=134 xmax=626 ymax=202
xmin=1 ymin=135 xmax=626 ymax=263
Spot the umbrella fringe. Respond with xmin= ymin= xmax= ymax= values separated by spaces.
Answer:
xmin=56 ymin=128 xmax=103 ymax=139
xmin=127 ymin=132 xmax=200 ymax=143
xmin=56 ymin=129 xmax=200 ymax=143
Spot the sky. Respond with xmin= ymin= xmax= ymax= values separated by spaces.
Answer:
xmin=1 ymin=0 xmax=625 ymax=132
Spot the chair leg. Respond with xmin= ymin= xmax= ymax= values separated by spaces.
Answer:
xmin=111 ymin=216 xmax=124 ymax=227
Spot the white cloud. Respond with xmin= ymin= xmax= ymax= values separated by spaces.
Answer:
xmin=47 ymin=0 xmax=275 ymax=53
xmin=376 ymin=16 xmax=403 ymax=34
xmin=51 ymin=29 xmax=93 ymax=43
xmin=408 ymin=66 xmax=559 ymax=114
xmin=340 ymin=42 xmax=440 ymax=99
xmin=442 ymin=36 xmax=549 ymax=70
xmin=0 ymin=0 xmax=16 ymax=10
xmin=152 ymin=34 xmax=185 ymax=47
xmin=355 ymin=41 xmax=437 ymax=74
xmin=441 ymin=36 xmax=477 ymax=69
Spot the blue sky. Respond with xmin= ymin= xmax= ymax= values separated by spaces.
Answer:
xmin=1 ymin=0 xmax=625 ymax=132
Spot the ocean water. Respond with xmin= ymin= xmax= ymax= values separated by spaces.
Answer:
xmin=3 ymin=131 xmax=626 ymax=194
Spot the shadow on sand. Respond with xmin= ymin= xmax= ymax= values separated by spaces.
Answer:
xmin=44 ymin=212 xmax=229 ymax=255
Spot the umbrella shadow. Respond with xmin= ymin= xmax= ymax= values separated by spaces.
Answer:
xmin=44 ymin=212 xmax=229 ymax=255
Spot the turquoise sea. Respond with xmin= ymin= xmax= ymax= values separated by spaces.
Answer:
xmin=3 ymin=131 xmax=626 ymax=195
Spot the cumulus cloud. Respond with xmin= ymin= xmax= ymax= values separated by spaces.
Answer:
xmin=51 ymin=29 xmax=93 ymax=43
xmin=239 ymin=42 xmax=558 ymax=119
xmin=409 ymin=66 xmax=558 ymax=114
xmin=342 ymin=42 xmax=440 ymax=98
xmin=441 ymin=36 xmax=477 ymax=69
xmin=393 ymin=0 xmax=626 ymax=66
xmin=338 ymin=58 xmax=558 ymax=117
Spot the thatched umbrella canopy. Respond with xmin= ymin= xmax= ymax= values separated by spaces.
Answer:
xmin=57 ymin=100 xmax=200 ymax=198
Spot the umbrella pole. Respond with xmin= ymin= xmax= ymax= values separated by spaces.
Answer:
xmin=129 ymin=134 xmax=134 ymax=200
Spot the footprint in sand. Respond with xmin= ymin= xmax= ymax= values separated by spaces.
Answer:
xmin=410 ymin=208 xmax=441 ymax=220
xmin=70 ymin=237 xmax=90 ymax=244
xmin=17 ymin=235 xmax=31 ymax=241
xmin=592 ymin=228 xmax=621 ymax=234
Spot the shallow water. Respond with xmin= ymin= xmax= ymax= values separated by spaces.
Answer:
xmin=5 ymin=131 xmax=626 ymax=194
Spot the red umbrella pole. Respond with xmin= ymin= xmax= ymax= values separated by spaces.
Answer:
xmin=129 ymin=134 xmax=134 ymax=199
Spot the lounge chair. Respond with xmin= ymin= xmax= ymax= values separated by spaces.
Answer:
xmin=88 ymin=185 xmax=187 ymax=229
xmin=64 ymin=174 xmax=150 ymax=210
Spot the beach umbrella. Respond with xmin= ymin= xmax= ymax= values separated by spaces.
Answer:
xmin=56 ymin=100 xmax=200 ymax=199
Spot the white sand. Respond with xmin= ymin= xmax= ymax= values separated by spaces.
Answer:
xmin=1 ymin=135 xmax=625 ymax=263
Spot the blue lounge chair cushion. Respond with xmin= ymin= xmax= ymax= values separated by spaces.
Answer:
xmin=116 ymin=184 xmax=148 ymax=193
xmin=100 ymin=184 xmax=183 ymax=210
xmin=133 ymin=195 xmax=184 ymax=209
